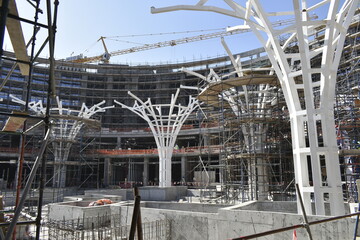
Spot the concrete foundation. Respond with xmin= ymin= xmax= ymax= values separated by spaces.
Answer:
xmin=48 ymin=188 xmax=359 ymax=239
xmin=48 ymin=200 xmax=115 ymax=229
xmin=110 ymin=201 xmax=358 ymax=240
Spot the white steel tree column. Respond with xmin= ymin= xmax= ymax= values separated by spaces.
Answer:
xmin=152 ymin=0 xmax=359 ymax=215
xmin=183 ymin=59 xmax=277 ymax=201
xmin=11 ymin=95 xmax=113 ymax=188
xmin=115 ymin=89 xmax=199 ymax=187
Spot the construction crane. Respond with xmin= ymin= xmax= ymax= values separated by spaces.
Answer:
xmin=69 ymin=15 xmax=317 ymax=64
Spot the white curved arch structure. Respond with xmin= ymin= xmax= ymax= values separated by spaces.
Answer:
xmin=152 ymin=0 xmax=359 ymax=215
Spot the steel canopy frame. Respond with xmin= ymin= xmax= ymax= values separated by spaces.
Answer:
xmin=183 ymin=52 xmax=277 ymax=200
xmin=115 ymin=89 xmax=199 ymax=187
xmin=11 ymin=95 xmax=114 ymax=187
xmin=152 ymin=0 xmax=359 ymax=216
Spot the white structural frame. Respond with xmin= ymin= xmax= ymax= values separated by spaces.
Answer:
xmin=152 ymin=0 xmax=359 ymax=215
xmin=115 ymin=89 xmax=199 ymax=187
xmin=183 ymin=44 xmax=277 ymax=200
xmin=11 ymin=95 xmax=114 ymax=187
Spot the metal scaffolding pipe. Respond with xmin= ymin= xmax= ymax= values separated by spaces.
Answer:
xmin=5 ymin=128 xmax=51 ymax=240
xmin=230 ymin=211 xmax=360 ymax=240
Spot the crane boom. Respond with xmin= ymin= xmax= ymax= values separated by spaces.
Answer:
xmin=69 ymin=15 xmax=316 ymax=64
xmin=112 ymin=28 xmax=249 ymax=56
xmin=70 ymin=28 xmax=251 ymax=63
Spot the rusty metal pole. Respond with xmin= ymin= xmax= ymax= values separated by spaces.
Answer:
xmin=134 ymin=187 xmax=143 ymax=240
xmin=35 ymin=0 xmax=58 ymax=239
xmin=5 ymin=129 xmax=51 ymax=240
xmin=229 ymin=211 xmax=360 ymax=240
xmin=129 ymin=195 xmax=141 ymax=240
xmin=0 ymin=195 xmax=5 ymax=239
xmin=295 ymin=183 xmax=313 ymax=240
xmin=12 ymin=0 xmax=41 ymax=239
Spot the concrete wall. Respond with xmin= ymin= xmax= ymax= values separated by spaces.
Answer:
xmin=48 ymin=200 xmax=113 ymax=229
xmin=110 ymin=201 xmax=358 ymax=240
xmin=84 ymin=186 xmax=188 ymax=201
xmin=84 ymin=189 xmax=128 ymax=200
xmin=236 ymin=200 xmax=298 ymax=213
xmin=236 ymin=201 xmax=352 ymax=215
xmin=138 ymin=186 xmax=188 ymax=201
xmin=143 ymin=202 xmax=229 ymax=213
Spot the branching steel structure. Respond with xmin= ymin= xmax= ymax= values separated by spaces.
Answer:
xmin=116 ymin=89 xmax=199 ymax=187
xmin=152 ymin=0 xmax=359 ymax=216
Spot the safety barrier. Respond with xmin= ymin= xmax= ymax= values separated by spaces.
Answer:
xmin=90 ymin=145 xmax=222 ymax=156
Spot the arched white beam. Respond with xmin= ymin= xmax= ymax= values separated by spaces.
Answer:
xmin=152 ymin=0 xmax=359 ymax=216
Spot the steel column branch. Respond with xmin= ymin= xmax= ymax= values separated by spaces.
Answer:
xmin=152 ymin=0 xmax=359 ymax=215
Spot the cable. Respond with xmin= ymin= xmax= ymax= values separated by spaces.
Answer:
xmin=106 ymin=38 xmax=146 ymax=46
xmin=105 ymin=28 xmax=226 ymax=38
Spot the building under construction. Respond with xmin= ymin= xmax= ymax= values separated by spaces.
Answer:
xmin=1 ymin=1 xmax=360 ymax=239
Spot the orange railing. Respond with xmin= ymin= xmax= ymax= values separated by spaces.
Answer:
xmin=0 ymin=145 xmax=222 ymax=156
xmin=0 ymin=147 xmax=36 ymax=154
xmin=88 ymin=145 xmax=222 ymax=156
xmin=103 ymin=122 xmax=220 ymax=133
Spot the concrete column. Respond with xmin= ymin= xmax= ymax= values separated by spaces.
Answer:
xmin=181 ymin=155 xmax=187 ymax=183
xmin=203 ymin=134 xmax=210 ymax=146
xmin=103 ymin=158 xmax=111 ymax=187
xmin=116 ymin=136 xmax=121 ymax=149
xmin=143 ymin=157 xmax=149 ymax=186
xmin=127 ymin=159 xmax=133 ymax=182
xmin=257 ymin=158 xmax=268 ymax=201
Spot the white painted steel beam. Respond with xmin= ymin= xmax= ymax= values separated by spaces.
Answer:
xmin=152 ymin=0 xmax=359 ymax=215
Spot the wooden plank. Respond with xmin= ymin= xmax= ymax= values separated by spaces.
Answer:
xmin=2 ymin=111 xmax=27 ymax=132
xmin=1 ymin=0 xmax=30 ymax=75
xmin=198 ymin=75 xmax=278 ymax=106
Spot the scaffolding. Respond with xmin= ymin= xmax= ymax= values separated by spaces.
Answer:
xmin=0 ymin=0 xmax=60 ymax=238
xmin=182 ymin=51 xmax=293 ymax=203
xmin=335 ymin=11 xmax=360 ymax=202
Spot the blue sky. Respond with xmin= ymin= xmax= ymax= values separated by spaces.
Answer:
xmin=4 ymin=0 xmax=340 ymax=65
